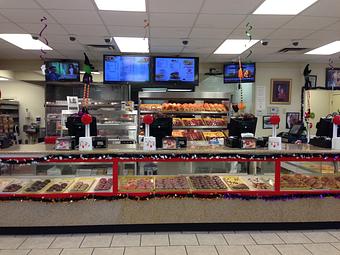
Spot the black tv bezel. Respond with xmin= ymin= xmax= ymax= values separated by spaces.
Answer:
xmin=325 ymin=67 xmax=340 ymax=89
xmin=223 ymin=62 xmax=256 ymax=84
xmin=152 ymin=56 xmax=199 ymax=86
xmin=44 ymin=59 xmax=81 ymax=82
xmin=103 ymin=54 xmax=151 ymax=84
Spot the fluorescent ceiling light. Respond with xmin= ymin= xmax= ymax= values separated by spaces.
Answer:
xmin=80 ymin=71 xmax=101 ymax=75
xmin=114 ymin=37 xmax=149 ymax=53
xmin=94 ymin=0 xmax=146 ymax=12
xmin=0 ymin=34 xmax=52 ymax=50
xmin=0 ymin=77 xmax=9 ymax=81
xmin=253 ymin=0 xmax=318 ymax=15
xmin=214 ymin=39 xmax=259 ymax=54
xmin=305 ymin=41 xmax=340 ymax=55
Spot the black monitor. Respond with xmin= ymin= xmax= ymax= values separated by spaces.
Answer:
xmin=66 ymin=115 xmax=97 ymax=145
xmin=149 ymin=117 xmax=173 ymax=148
xmin=228 ymin=117 xmax=257 ymax=137
xmin=288 ymin=123 xmax=305 ymax=136
xmin=316 ymin=118 xmax=340 ymax=138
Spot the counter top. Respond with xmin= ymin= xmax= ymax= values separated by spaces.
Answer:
xmin=0 ymin=143 xmax=339 ymax=157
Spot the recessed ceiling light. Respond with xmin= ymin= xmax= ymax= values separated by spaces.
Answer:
xmin=94 ymin=0 xmax=146 ymax=12
xmin=0 ymin=34 xmax=52 ymax=50
xmin=114 ymin=37 xmax=149 ymax=53
xmin=214 ymin=39 xmax=259 ymax=54
xmin=253 ymin=0 xmax=318 ymax=15
xmin=80 ymin=71 xmax=101 ymax=75
xmin=0 ymin=77 xmax=9 ymax=81
xmin=305 ymin=41 xmax=340 ymax=55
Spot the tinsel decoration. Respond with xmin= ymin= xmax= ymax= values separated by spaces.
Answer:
xmin=39 ymin=16 xmax=49 ymax=61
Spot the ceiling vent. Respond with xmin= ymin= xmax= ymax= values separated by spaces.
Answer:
xmin=86 ymin=44 xmax=115 ymax=51
xmin=278 ymin=47 xmax=309 ymax=53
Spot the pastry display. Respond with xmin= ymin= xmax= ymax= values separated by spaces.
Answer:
xmin=280 ymin=174 xmax=340 ymax=189
xmin=69 ymin=178 xmax=94 ymax=192
xmin=246 ymin=177 xmax=273 ymax=190
xmin=140 ymin=104 xmax=162 ymax=111
xmin=182 ymin=118 xmax=205 ymax=126
xmin=141 ymin=103 xmax=228 ymax=113
xmin=2 ymin=182 xmax=23 ymax=193
xmin=155 ymin=176 xmax=190 ymax=190
xmin=0 ymin=179 xmax=14 ymax=191
xmin=24 ymin=179 xmax=51 ymax=193
xmin=119 ymin=177 xmax=154 ymax=191
xmin=173 ymin=118 xmax=183 ymax=126
xmin=94 ymin=178 xmax=113 ymax=191
xmin=189 ymin=175 xmax=227 ymax=190
xmin=45 ymin=179 xmax=73 ymax=193
xmin=203 ymin=131 xmax=225 ymax=139
xmin=223 ymin=177 xmax=250 ymax=190
xmin=184 ymin=131 xmax=205 ymax=141
xmin=203 ymin=118 xmax=227 ymax=126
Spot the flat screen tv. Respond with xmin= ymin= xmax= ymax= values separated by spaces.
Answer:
xmin=45 ymin=60 xmax=80 ymax=82
xmin=325 ymin=68 xmax=340 ymax=88
xmin=224 ymin=62 xmax=256 ymax=83
xmin=103 ymin=55 xmax=150 ymax=84
xmin=153 ymin=56 xmax=199 ymax=85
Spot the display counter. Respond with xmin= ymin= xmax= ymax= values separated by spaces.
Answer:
xmin=0 ymin=144 xmax=340 ymax=230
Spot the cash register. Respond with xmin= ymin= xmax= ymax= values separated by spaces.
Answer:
xmin=278 ymin=123 xmax=306 ymax=143
xmin=225 ymin=116 xmax=258 ymax=148
xmin=309 ymin=117 xmax=340 ymax=148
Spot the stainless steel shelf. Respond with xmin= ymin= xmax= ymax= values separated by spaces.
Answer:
xmin=173 ymin=126 xmax=227 ymax=130
xmin=138 ymin=91 xmax=231 ymax=100
xmin=140 ymin=111 xmax=229 ymax=115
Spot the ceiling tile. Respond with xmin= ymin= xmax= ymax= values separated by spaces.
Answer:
xmin=201 ymin=0 xmax=263 ymax=14
xmin=0 ymin=9 xmax=56 ymax=23
xmin=49 ymin=10 xmax=102 ymax=25
xmin=0 ymin=22 xmax=26 ymax=33
xmin=149 ymin=0 xmax=204 ymax=13
xmin=195 ymin=14 xmax=246 ymax=29
xmin=150 ymin=27 xmax=191 ymax=38
xmin=268 ymin=29 xmax=315 ymax=40
xmin=150 ymin=38 xmax=183 ymax=47
xmin=150 ymin=46 xmax=183 ymax=53
xmin=50 ymin=42 xmax=84 ymax=50
xmin=108 ymin=26 xmax=146 ymax=37
xmin=100 ymin=11 xmax=147 ymax=27
xmin=229 ymin=29 xmax=274 ymax=39
xmin=187 ymin=38 xmax=224 ymax=48
xmin=76 ymin=36 xmax=109 ymax=45
xmin=0 ymin=0 xmax=40 ymax=9
xmin=238 ymin=15 xmax=294 ymax=29
xmin=189 ymin=28 xmax=232 ymax=39
xmin=0 ymin=14 xmax=10 ymax=23
xmin=150 ymin=13 xmax=196 ymax=27
xmin=19 ymin=23 xmax=68 ymax=35
xmin=324 ymin=21 xmax=340 ymax=31
xmin=182 ymin=47 xmax=215 ymax=54
xmin=301 ymin=0 xmax=340 ymax=17
xmin=304 ymin=30 xmax=340 ymax=41
xmin=36 ymin=0 xmax=95 ymax=10
xmin=283 ymin=16 xmax=338 ymax=30
xmin=63 ymin=24 xmax=109 ymax=36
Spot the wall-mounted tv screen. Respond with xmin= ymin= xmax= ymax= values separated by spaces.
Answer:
xmin=326 ymin=68 xmax=340 ymax=89
xmin=224 ymin=62 xmax=256 ymax=83
xmin=153 ymin=57 xmax=199 ymax=85
xmin=103 ymin=55 xmax=150 ymax=84
xmin=45 ymin=60 xmax=80 ymax=82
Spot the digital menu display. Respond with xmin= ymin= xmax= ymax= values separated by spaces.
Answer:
xmin=154 ymin=57 xmax=198 ymax=84
xmin=224 ymin=63 xmax=256 ymax=83
xmin=104 ymin=55 xmax=150 ymax=83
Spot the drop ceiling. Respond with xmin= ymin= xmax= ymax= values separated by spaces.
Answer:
xmin=0 ymin=0 xmax=339 ymax=64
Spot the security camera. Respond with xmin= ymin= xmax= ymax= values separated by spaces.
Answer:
xmin=69 ymin=36 xmax=76 ymax=42
xmin=31 ymin=35 xmax=39 ymax=40
xmin=292 ymin=41 xmax=299 ymax=46
xmin=182 ymin=40 xmax=189 ymax=46
xmin=261 ymin=40 xmax=269 ymax=46
xmin=104 ymin=38 xmax=112 ymax=44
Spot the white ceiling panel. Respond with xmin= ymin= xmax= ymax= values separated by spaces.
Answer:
xmin=0 ymin=9 xmax=56 ymax=23
xmin=0 ymin=14 xmax=10 ymax=23
xmin=0 ymin=0 xmax=40 ymax=9
xmin=195 ymin=14 xmax=246 ymax=29
xmin=305 ymin=30 xmax=340 ymax=41
xmin=100 ymin=11 xmax=147 ymax=27
xmin=150 ymin=46 xmax=183 ymax=53
xmin=0 ymin=23 xmax=26 ymax=33
xmin=49 ymin=42 xmax=84 ymax=50
xmin=76 ymin=36 xmax=109 ymax=45
xmin=150 ymin=38 xmax=182 ymax=47
xmin=182 ymin=47 xmax=215 ymax=53
xmin=108 ymin=26 xmax=146 ymax=37
xmin=150 ymin=13 xmax=196 ymax=27
xmin=229 ymin=29 xmax=274 ymax=40
xmin=36 ymin=0 xmax=95 ymax=10
xmin=63 ymin=24 xmax=109 ymax=36
xmin=237 ymin=15 xmax=294 ymax=29
xmin=282 ymin=16 xmax=338 ymax=30
xmin=189 ymin=28 xmax=232 ymax=39
xmin=19 ymin=23 xmax=68 ymax=35
xmin=323 ymin=21 xmax=340 ymax=31
xmin=301 ymin=0 xmax=340 ymax=17
xmin=186 ymin=38 xmax=224 ymax=48
xmin=201 ymin=0 xmax=263 ymax=14
xmin=150 ymin=27 xmax=191 ymax=38
xmin=268 ymin=29 xmax=315 ymax=40
xmin=149 ymin=0 xmax=204 ymax=13
xmin=48 ymin=10 xmax=102 ymax=25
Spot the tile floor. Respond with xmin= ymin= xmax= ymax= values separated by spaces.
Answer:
xmin=1 ymin=230 xmax=340 ymax=255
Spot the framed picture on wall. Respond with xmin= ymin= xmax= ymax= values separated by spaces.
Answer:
xmin=286 ymin=112 xmax=301 ymax=129
xmin=270 ymin=79 xmax=292 ymax=104
xmin=263 ymin=115 xmax=279 ymax=129
xmin=308 ymin=75 xmax=317 ymax=87
xmin=326 ymin=68 xmax=340 ymax=88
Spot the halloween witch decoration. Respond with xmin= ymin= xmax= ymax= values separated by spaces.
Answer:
xmin=237 ymin=57 xmax=246 ymax=111
xmin=303 ymin=64 xmax=312 ymax=88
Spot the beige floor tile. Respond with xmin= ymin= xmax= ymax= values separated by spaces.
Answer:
xmin=80 ymin=235 xmax=112 ymax=248
xmin=186 ymin=246 xmax=218 ymax=255
xmin=0 ymin=250 xmax=30 ymax=255
xmin=224 ymin=234 xmax=256 ymax=245
xmin=111 ymin=235 xmax=140 ymax=247
xmin=277 ymin=233 xmax=312 ymax=244
xmin=28 ymin=249 xmax=62 ymax=255
xmin=303 ymin=232 xmax=339 ymax=243
xmin=332 ymin=242 xmax=340 ymax=250
xmin=275 ymin=244 xmax=312 ymax=255
xmin=196 ymin=234 xmax=227 ymax=245
xmin=156 ymin=246 xmax=186 ymax=255
xmin=329 ymin=232 xmax=340 ymax=241
xmin=304 ymin=243 xmax=340 ymax=255
xmin=92 ymin=247 xmax=124 ymax=255
xmin=141 ymin=235 xmax=169 ymax=246
xmin=216 ymin=245 xmax=249 ymax=255
xmin=0 ymin=237 xmax=26 ymax=249
xmin=124 ymin=246 xmax=155 ymax=255
xmin=50 ymin=236 xmax=84 ymax=248
xmin=19 ymin=237 xmax=55 ymax=249
xmin=245 ymin=245 xmax=280 ymax=255
xmin=169 ymin=234 xmax=198 ymax=245
xmin=60 ymin=248 xmax=93 ymax=255
xmin=250 ymin=233 xmax=284 ymax=245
